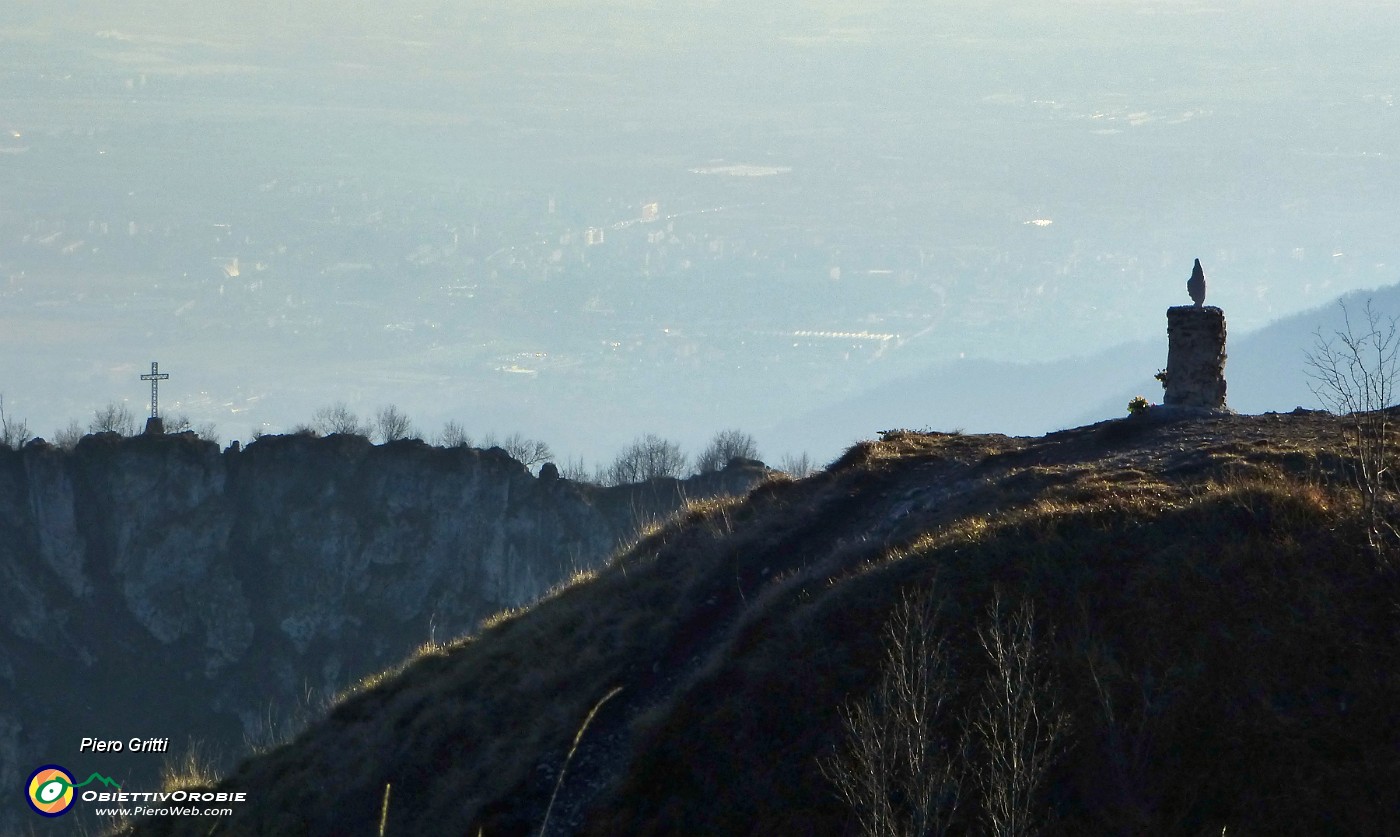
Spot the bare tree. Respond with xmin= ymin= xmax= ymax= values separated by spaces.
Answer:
xmin=1305 ymin=299 xmax=1400 ymax=557
xmin=606 ymin=434 xmax=688 ymax=485
xmin=1082 ymin=636 xmax=1166 ymax=828
xmin=501 ymin=432 xmax=553 ymax=468
xmin=559 ymin=457 xmax=594 ymax=482
xmin=780 ymin=451 xmax=817 ymax=479
xmin=54 ymin=419 xmax=84 ymax=450
xmin=438 ymin=420 xmax=472 ymax=448
xmin=822 ymin=588 xmax=963 ymax=837
xmin=312 ymin=402 xmax=369 ymax=437
xmin=694 ymin=428 xmax=760 ymax=473
xmin=970 ymin=595 xmax=1068 ymax=837
xmin=194 ymin=421 xmax=220 ymax=444
xmin=165 ymin=413 xmax=193 ymax=433
xmin=90 ymin=402 xmax=137 ymax=435
xmin=0 ymin=394 xmax=31 ymax=448
xmin=374 ymin=405 xmax=416 ymax=443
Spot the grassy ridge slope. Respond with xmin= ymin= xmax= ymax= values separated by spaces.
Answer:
xmin=125 ymin=412 xmax=1400 ymax=835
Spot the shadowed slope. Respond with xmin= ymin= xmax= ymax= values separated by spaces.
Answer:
xmin=122 ymin=412 xmax=1400 ymax=836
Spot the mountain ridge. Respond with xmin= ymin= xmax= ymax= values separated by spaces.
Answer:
xmin=0 ymin=431 xmax=767 ymax=834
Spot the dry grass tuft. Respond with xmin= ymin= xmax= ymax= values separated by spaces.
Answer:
xmin=159 ymin=740 xmax=222 ymax=793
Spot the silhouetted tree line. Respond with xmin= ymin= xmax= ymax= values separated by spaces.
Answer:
xmin=0 ymin=397 xmax=820 ymax=484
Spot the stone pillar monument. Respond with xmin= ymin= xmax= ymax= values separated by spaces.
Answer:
xmin=1163 ymin=305 xmax=1227 ymax=409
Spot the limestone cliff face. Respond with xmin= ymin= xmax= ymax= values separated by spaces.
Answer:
xmin=0 ymin=432 xmax=766 ymax=828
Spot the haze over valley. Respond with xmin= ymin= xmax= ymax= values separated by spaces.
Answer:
xmin=4 ymin=0 xmax=1399 ymax=463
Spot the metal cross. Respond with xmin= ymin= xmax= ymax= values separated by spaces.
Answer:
xmin=140 ymin=361 xmax=169 ymax=418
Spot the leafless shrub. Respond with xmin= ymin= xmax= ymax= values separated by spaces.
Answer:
xmin=375 ymin=405 xmax=416 ymax=443
xmin=54 ymin=419 xmax=84 ymax=450
xmin=90 ymin=401 xmax=137 ymax=435
xmin=821 ymin=588 xmax=963 ymax=837
xmin=162 ymin=415 xmax=218 ymax=441
xmin=559 ymin=457 xmax=595 ymax=482
xmin=0 ymin=394 xmax=31 ymax=448
xmin=312 ymin=402 xmax=370 ymax=436
xmin=501 ymin=432 xmax=553 ymax=468
xmin=780 ymin=451 xmax=817 ymax=478
xmin=695 ymin=428 xmax=760 ymax=473
xmin=438 ymin=420 xmax=472 ymax=448
xmin=1082 ymin=635 xmax=1167 ymax=828
xmin=194 ymin=421 xmax=220 ymax=444
xmin=1305 ymin=299 xmax=1400 ymax=561
xmin=607 ymin=433 xmax=688 ymax=485
xmin=970 ymin=595 xmax=1069 ymax=837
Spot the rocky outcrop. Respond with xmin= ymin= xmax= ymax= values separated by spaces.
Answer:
xmin=0 ymin=432 xmax=767 ymax=831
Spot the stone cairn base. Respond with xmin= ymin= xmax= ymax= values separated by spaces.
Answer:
xmin=1164 ymin=306 xmax=1227 ymax=409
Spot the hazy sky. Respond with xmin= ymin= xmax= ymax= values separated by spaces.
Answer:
xmin=3 ymin=0 xmax=1398 ymax=465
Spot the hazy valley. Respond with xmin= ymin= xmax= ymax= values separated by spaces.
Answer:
xmin=4 ymin=1 xmax=1400 ymax=465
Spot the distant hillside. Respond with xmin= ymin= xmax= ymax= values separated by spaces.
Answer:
xmin=771 ymin=280 xmax=1400 ymax=453
xmin=0 ymin=433 xmax=766 ymax=835
xmin=121 ymin=411 xmax=1400 ymax=835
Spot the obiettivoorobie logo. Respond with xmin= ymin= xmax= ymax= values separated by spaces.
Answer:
xmin=26 ymin=764 xmax=121 ymax=818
